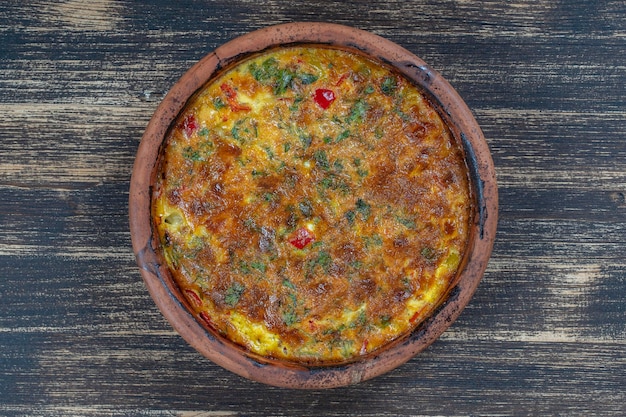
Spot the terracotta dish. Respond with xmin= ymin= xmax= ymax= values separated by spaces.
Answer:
xmin=129 ymin=22 xmax=497 ymax=389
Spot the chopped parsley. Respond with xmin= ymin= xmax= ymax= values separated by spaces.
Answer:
xmin=283 ymin=309 xmax=298 ymax=326
xmin=396 ymin=215 xmax=416 ymax=229
xmin=421 ymin=246 xmax=436 ymax=260
xmin=299 ymin=132 xmax=312 ymax=149
xmin=307 ymin=250 xmax=332 ymax=275
xmin=336 ymin=129 xmax=350 ymax=142
xmin=381 ymin=76 xmax=398 ymax=96
xmin=213 ymin=97 xmax=227 ymax=109
xmin=298 ymin=200 xmax=313 ymax=217
xmin=224 ymin=282 xmax=245 ymax=307
xmin=249 ymin=57 xmax=318 ymax=95
xmin=355 ymin=198 xmax=371 ymax=221
xmin=299 ymin=73 xmax=318 ymax=84
xmin=313 ymin=149 xmax=330 ymax=170
xmin=231 ymin=118 xmax=257 ymax=143
xmin=182 ymin=141 xmax=214 ymax=162
xmin=346 ymin=99 xmax=368 ymax=124
xmin=345 ymin=210 xmax=356 ymax=225
xmin=250 ymin=260 xmax=267 ymax=273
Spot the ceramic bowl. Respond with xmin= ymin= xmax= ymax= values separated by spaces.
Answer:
xmin=129 ymin=22 xmax=497 ymax=389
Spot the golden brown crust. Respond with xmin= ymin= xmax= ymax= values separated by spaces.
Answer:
xmin=152 ymin=46 xmax=471 ymax=363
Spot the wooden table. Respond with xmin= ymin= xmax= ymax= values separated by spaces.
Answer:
xmin=2 ymin=1 xmax=624 ymax=415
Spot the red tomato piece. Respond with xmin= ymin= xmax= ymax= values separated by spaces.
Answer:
xmin=314 ymin=88 xmax=336 ymax=109
xmin=180 ymin=114 xmax=197 ymax=137
xmin=289 ymin=227 xmax=315 ymax=249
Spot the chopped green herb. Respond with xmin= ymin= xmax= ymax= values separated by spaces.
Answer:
xmin=313 ymin=149 xmax=329 ymax=170
xmin=308 ymin=250 xmax=332 ymax=275
xmin=289 ymin=96 xmax=304 ymax=112
xmin=299 ymin=73 xmax=318 ymax=84
xmin=336 ymin=129 xmax=350 ymax=142
xmin=364 ymin=85 xmax=375 ymax=94
xmin=318 ymin=174 xmax=350 ymax=195
xmin=339 ymin=340 xmax=354 ymax=358
xmin=249 ymin=57 xmax=303 ymax=95
xmin=355 ymin=198 xmax=371 ymax=220
xmin=224 ymin=282 xmax=245 ymax=307
xmin=363 ymin=234 xmax=383 ymax=248
xmin=288 ymin=292 xmax=298 ymax=307
xmin=182 ymin=146 xmax=202 ymax=161
xmin=320 ymin=177 xmax=333 ymax=189
xmin=283 ymin=309 xmax=298 ymax=326
xmin=394 ymin=106 xmax=411 ymax=121
xmin=263 ymin=192 xmax=275 ymax=202
xmin=350 ymin=310 xmax=367 ymax=328
xmin=251 ymin=169 xmax=268 ymax=178
xmin=347 ymin=99 xmax=368 ymax=123
xmin=299 ymin=132 xmax=312 ymax=149
xmin=379 ymin=314 xmax=392 ymax=327
xmin=239 ymin=261 xmax=251 ymax=274
xmin=396 ymin=215 xmax=416 ymax=229
xmin=275 ymin=68 xmax=295 ymax=95
xmin=249 ymin=57 xmax=279 ymax=83
xmin=323 ymin=136 xmax=333 ymax=144
xmin=333 ymin=159 xmax=344 ymax=172
xmin=357 ymin=168 xmax=369 ymax=178
xmin=250 ymin=261 xmax=266 ymax=273
xmin=298 ymin=200 xmax=313 ymax=217
xmin=345 ymin=210 xmax=356 ymax=225
xmin=421 ymin=246 xmax=436 ymax=260
xmin=317 ymin=251 xmax=332 ymax=273
xmin=263 ymin=146 xmax=275 ymax=160
xmin=282 ymin=279 xmax=296 ymax=290
xmin=213 ymin=97 xmax=227 ymax=109
xmin=283 ymin=142 xmax=291 ymax=152
xmin=381 ymin=76 xmax=397 ymax=96
xmin=275 ymin=161 xmax=286 ymax=172
xmin=188 ymin=235 xmax=204 ymax=251
xmin=350 ymin=260 xmax=364 ymax=270
xmin=310 ymin=241 xmax=324 ymax=249
xmin=231 ymin=119 xmax=256 ymax=143
xmin=198 ymin=127 xmax=209 ymax=136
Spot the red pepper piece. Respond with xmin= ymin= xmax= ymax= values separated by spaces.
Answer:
xmin=314 ymin=88 xmax=335 ymax=109
xmin=335 ymin=72 xmax=349 ymax=86
xmin=360 ymin=338 xmax=368 ymax=355
xmin=184 ymin=289 xmax=202 ymax=307
xmin=220 ymin=83 xmax=251 ymax=112
xmin=409 ymin=306 xmax=429 ymax=325
xmin=199 ymin=311 xmax=217 ymax=331
xmin=180 ymin=114 xmax=197 ymax=137
xmin=289 ymin=227 xmax=315 ymax=249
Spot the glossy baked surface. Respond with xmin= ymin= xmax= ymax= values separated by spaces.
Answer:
xmin=153 ymin=46 xmax=471 ymax=363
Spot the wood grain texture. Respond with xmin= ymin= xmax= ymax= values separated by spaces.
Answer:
xmin=1 ymin=0 xmax=625 ymax=415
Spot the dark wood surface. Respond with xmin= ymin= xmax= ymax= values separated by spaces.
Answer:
xmin=2 ymin=1 xmax=625 ymax=415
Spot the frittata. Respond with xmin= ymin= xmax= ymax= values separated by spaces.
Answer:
xmin=152 ymin=46 xmax=472 ymax=363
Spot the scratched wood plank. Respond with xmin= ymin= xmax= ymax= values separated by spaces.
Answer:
xmin=1 ymin=0 xmax=625 ymax=416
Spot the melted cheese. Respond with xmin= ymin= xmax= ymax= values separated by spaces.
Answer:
xmin=153 ymin=46 xmax=472 ymax=364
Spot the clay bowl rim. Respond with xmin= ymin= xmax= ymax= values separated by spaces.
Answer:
xmin=129 ymin=22 xmax=498 ymax=389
